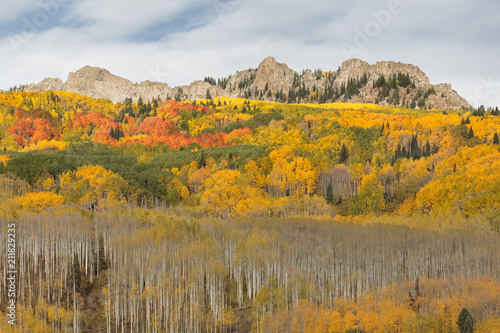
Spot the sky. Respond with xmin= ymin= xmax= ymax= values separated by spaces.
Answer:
xmin=1 ymin=0 xmax=499 ymax=107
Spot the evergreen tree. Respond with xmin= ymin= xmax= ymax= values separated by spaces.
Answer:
xmin=468 ymin=127 xmax=475 ymax=139
xmin=199 ymin=151 xmax=206 ymax=168
xmin=2 ymin=146 xmax=6 ymax=152
xmin=456 ymin=308 xmax=474 ymax=333
xmin=410 ymin=134 xmax=421 ymax=159
xmin=402 ymin=146 xmax=408 ymax=158
xmin=424 ymin=139 xmax=431 ymax=157
xmin=117 ymin=127 xmax=124 ymax=139
xmin=326 ymin=183 xmax=334 ymax=204
xmin=339 ymin=144 xmax=349 ymax=164
xmin=109 ymin=126 xmax=115 ymax=139
xmin=205 ymin=89 xmax=212 ymax=100
xmin=493 ymin=132 xmax=499 ymax=145
xmin=393 ymin=143 xmax=402 ymax=162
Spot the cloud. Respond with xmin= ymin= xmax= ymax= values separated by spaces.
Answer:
xmin=0 ymin=0 xmax=499 ymax=107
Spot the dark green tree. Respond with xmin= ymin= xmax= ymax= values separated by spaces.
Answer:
xmin=456 ymin=308 xmax=474 ymax=333
xmin=199 ymin=151 xmax=206 ymax=168
xmin=410 ymin=134 xmax=421 ymax=159
xmin=493 ymin=132 xmax=499 ymax=145
xmin=326 ymin=183 xmax=333 ymax=204
xmin=468 ymin=127 xmax=475 ymax=139
xmin=423 ymin=139 xmax=431 ymax=157
xmin=339 ymin=144 xmax=349 ymax=164
xmin=402 ymin=146 xmax=408 ymax=158
xmin=205 ymin=89 xmax=212 ymax=99
xmin=109 ymin=126 xmax=115 ymax=139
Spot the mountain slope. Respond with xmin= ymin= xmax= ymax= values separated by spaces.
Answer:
xmin=19 ymin=57 xmax=470 ymax=110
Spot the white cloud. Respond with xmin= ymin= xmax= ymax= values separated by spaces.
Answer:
xmin=0 ymin=0 xmax=499 ymax=106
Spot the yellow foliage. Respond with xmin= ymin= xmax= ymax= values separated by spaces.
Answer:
xmin=203 ymin=169 xmax=241 ymax=188
xmin=13 ymin=192 xmax=65 ymax=210
xmin=21 ymin=139 xmax=69 ymax=152
xmin=61 ymin=165 xmax=130 ymax=209
xmin=0 ymin=155 xmax=9 ymax=167
xmin=416 ymin=145 xmax=500 ymax=215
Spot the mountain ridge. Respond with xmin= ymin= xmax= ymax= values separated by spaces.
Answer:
xmin=16 ymin=57 xmax=470 ymax=110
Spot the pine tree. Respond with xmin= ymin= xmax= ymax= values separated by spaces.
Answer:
xmin=339 ymin=144 xmax=349 ymax=164
xmin=457 ymin=308 xmax=474 ymax=333
xmin=326 ymin=183 xmax=334 ymax=204
xmin=468 ymin=127 xmax=474 ymax=139
xmin=424 ymin=139 xmax=431 ymax=157
xmin=410 ymin=134 xmax=421 ymax=159
xmin=402 ymin=146 xmax=408 ymax=158
xmin=205 ymin=89 xmax=212 ymax=100
xmin=199 ymin=151 xmax=206 ymax=168
xmin=493 ymin=132 xmax=499 ymax=145
xmin=109 ymin=126 xmax=115 ymax=139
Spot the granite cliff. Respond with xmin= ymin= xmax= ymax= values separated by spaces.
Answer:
xmin=19 ymin=57 xmax=470 ymax=110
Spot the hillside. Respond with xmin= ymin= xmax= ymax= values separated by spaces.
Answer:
xmin=0 ymin=91 xmax=498 ymax=224
xmin=0 ymin=91 xmax=499 ymax=332
xmin=14 ymin=57 xmax=470 ymax=110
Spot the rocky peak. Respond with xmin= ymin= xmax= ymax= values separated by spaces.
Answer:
xmin=253 ymin=56 xmax=296 ymax=94
xmin=373 ymin=61 xmax=429 ymax=87
xmin=18 ymin=57 xmax=471 ymax=110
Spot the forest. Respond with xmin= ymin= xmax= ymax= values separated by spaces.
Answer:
xmin=0 ymin=90 xmax=499 ymax=332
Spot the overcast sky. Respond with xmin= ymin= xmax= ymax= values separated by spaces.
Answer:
xmin=1 ymin=0 xmax=499 ymax=107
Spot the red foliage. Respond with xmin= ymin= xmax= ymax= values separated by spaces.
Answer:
xmin=121 ymin=132 xmax=232 ymax=150
xmin=227 ymin=127 xmax=253 ymax=141
xmin=67 ymin=112 xmax=121 ymax=143
xmin=8 ymin=117 xmax=60 ymax=147
xmin=14 ymin=109 xmax=28 ymax=120
xmin=68 ymin=112 xmax=120 ymax=133
xmin=126 ymin=116 xmax=177 ymax=137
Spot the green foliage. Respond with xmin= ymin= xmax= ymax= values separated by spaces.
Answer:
xmin=456 ymin=308 xmax=474 ymax=333
xmin=151 ymin=144 xmax=266 ymax=170
xmin=326 ymin=182 xmax=333 ymax=204
xmin=339 ymin=143 xmax=349 ymax=164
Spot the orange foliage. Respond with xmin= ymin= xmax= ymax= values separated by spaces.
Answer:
xmin=127 ymin=116 xmax=177 ymax=137
xmin=7 ymin=109 xmax=61 ymax=147
xmin=259 ymin=276 xmax=500 ymax=333
xmin=226 ymin=127 xmax=253 ymax=141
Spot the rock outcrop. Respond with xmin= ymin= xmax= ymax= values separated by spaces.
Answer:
xmin=19 ymin=57 xmax=471 ymax=110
